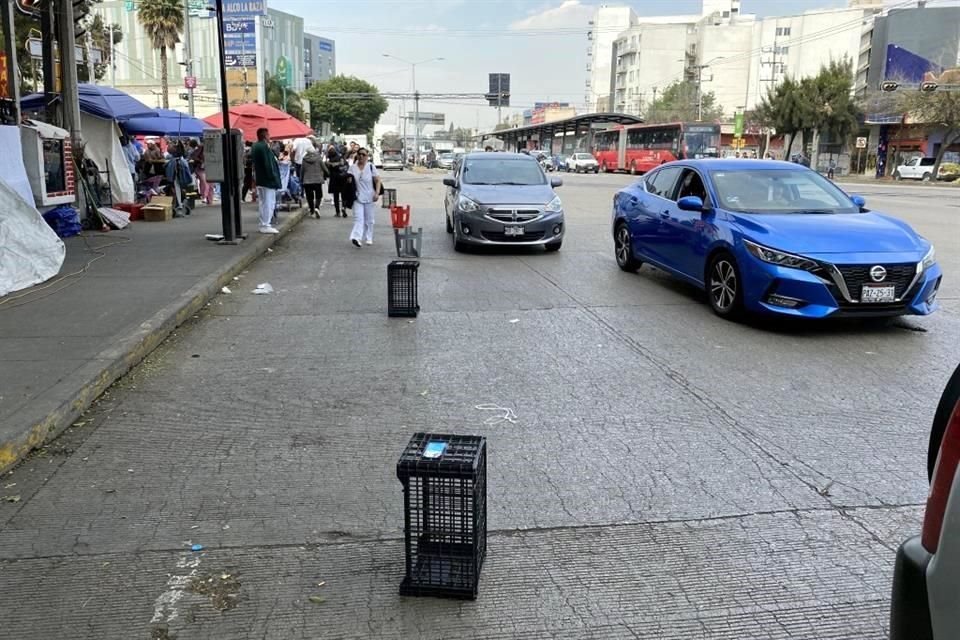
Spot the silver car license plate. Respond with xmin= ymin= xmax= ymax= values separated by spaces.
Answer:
xmin=504 ymin=226 xmax=525 ymax=237
xmin=861 ymin=285 xmax=896 ymax=303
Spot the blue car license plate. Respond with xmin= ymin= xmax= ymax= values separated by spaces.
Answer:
xmin=504 ymin=226 xmax=525 ymax=237
xmin=861 ymin=285 xmax=896 ymax=303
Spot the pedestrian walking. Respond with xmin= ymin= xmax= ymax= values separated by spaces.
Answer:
xmin=327 ymin=146 xmax=350 ymax=217
xmin=292 ymin=137 xmax=313 ymax=179
xmin=348 ymin=147 xmax=380 ymax=248
xmin=301 ymin=139 xmax=329 ymax=218
xmin=251 ymin=127 xmax=281 ymax=234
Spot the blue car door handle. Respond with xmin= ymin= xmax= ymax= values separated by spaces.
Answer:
xmin=659 ymin=209 xmax=670 ymax=218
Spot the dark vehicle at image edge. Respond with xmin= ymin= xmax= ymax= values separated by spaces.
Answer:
xmin=890 ymin=362 xmax=960 ymax=640
xmin=611 ymin=159 xmax=942 ymax=320
xmin=444 ymin=152 xmax=565 ymax=252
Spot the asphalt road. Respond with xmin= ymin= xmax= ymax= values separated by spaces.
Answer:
xmin=1 ymin=171 xmax=957 ymax=639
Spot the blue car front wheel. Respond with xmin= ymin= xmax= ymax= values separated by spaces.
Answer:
xmin=708 ymin=252 xmax=745 ymax=320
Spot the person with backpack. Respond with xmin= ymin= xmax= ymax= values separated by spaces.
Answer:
xmin=326 ymin=146 xmax=351 ymax=218
xmin=301 ymin=139 xmax=329 ymax=218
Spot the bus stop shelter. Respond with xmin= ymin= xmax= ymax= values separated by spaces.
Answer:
xmin=486 ymin=113 xmax=642 ymax=155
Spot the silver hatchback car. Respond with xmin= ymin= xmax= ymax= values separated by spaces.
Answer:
xmin=443 ymin=152 xmax=565 ymax=252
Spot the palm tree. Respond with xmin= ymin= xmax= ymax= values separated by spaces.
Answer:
xmin=137 ymin=0 xmax=184 ymax=109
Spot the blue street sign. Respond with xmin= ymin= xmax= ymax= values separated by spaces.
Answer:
xmin=223 ymin=0 xmax=267 ymax=18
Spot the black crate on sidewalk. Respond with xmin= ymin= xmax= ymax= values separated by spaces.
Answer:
xmin=397 ymin=433 xmax=487 ymax=599
xmin=387 ymin=260 xmax=420 ymax=317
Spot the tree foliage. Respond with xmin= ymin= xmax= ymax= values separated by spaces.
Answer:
xmin=264 ymin=72 xmax=304 ymax=121
xmin=896 ymin=89 xmax=960 ymax=176
xmin=303 ymin=75 xmax=388 ymax=134
xmin=756 ymin=59 xmax=861 ymax=156
xmin=644 ymin=80 xmax=724 ymax=124
xmin=1 ymin=0 xmax=121 ymax=92
xmin=137 ymin=0 xmax=183 ymax=109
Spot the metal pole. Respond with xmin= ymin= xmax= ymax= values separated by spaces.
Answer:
xmin=214 ymin=0 xmax=237 ymax=242
xmin=1 ymin=0 xmax=21 ymax=124
xmin=56 ymin=0 xmax=85 ymax=219
xmin=40 ymin=1 xmax=56 ymax=125
xmin=84 ymin=31 xmax=95 ymax=82
xmin=183 ymin=0 xmax=194 ymax=115
xmin=110 ymin=22 xmax=116 ymax=87
xmin=412 ymin=63 xmax=419 ymax=166
xmin=697 ymin=65 xmax=703 ymax=122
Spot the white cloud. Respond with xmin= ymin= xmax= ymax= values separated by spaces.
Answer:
xmin=509 ymin=0 xmax=594 ymax=31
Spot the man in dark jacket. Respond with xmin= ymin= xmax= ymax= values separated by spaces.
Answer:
xmin=251 ymin=127 xmax=281 ymax=234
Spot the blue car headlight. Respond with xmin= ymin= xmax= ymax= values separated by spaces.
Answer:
xmin=922 ymin=245 xmax=936 ymax=270
xmin=743 ymin=239 xmax=820 ymax=272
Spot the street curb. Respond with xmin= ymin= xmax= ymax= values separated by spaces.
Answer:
xmin=0 ymin=208 xmax=307 ymax=473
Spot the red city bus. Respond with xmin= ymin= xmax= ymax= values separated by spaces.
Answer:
xmin=593 ymin=122 xmax=721 ymax=174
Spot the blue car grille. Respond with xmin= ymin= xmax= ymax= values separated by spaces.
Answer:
xmin=836 ymin=263 xmax=917 ymax=301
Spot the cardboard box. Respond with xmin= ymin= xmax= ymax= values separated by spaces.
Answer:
xmin=143 ymin=196 xmax=173 ymax=222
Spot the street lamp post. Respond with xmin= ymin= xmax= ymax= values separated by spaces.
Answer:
xmin=382 ymin=54 xmax=444 ymax=165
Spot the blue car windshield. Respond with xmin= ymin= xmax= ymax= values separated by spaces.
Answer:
xmin=709 ymin=169 xmax=859 ymax=214
xmin=462 ymin=158 xmax=546 ymax=185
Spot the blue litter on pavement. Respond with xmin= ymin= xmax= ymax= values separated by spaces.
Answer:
xmin=191 ymin=543 xmax=204 ymax=551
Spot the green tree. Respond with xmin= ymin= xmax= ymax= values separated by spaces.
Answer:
xmin=137 ymin=0 xmax=183 ymax=109
xmin=644 ymin=80 xmax=724 ymax=124
xmin=757 ymin=59 xmax=861 ymax=157
xmin=895 ymin=87 xmax=960 ymax=178
xmin=303 ymin=75 xmax=389 ymax=133
xmin=264 ymin=71 xmax=304 ymax=121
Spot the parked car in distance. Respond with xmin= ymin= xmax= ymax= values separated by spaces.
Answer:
xmin=437 ymin=152 xmax=455 ymax=170
xmin=554 ymin=155 xmax=569 ymax=172
xmin=443 ymin=152 xmax=565 ymax=252
xmin=890 ymin=362 xmax=960 ymax=640
xmin=893 ymin=157 xmax=939 ymax=181
xmin=381 ymin=149 xmax=404 ymax=171
xmin=568 ymin=152 xmax=599 ymax=173
xmin=611 ymin=159 xmax=942 ymax=320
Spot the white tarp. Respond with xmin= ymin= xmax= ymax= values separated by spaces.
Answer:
xmin=0 ymin=126 xmax=66 ymax=297
xmin=80 ymin=113 xmax=135 ymax=203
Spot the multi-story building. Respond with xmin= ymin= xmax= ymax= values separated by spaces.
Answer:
xmin=88 ymin=1 xmax=319 ymax=118
xmin=600 ymin=0 xmax=883 ymax=120
xmin=587 ymin=6 xmax=638 ymax=112
xmin=304 ymin=34 xmax=336 ymax=88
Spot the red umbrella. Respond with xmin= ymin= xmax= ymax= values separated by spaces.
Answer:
xmin=203 ymin=103 xmax=313 ymax=142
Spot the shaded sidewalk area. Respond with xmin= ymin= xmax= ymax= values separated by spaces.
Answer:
xmin=0 ymin=204 xmax=305 ymax=471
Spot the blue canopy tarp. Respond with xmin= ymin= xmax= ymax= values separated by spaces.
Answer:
xmin=122 ymin=108 xmax=210 ymax=137
xmin=20 ymin=84 xmax=157 ymax=121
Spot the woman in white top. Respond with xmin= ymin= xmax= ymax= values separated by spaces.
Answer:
xmin=347 ymin=148 xmax=381 ymax=247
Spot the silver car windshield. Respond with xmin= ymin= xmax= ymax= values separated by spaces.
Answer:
xmin=462 ymin=158 xmax=546 ymax=186
xmin=709 ymin=169 xmax=859 ymax=214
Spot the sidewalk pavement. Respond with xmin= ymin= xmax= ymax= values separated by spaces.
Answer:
xmin=0 ymin=203 xmax=305 ymax=472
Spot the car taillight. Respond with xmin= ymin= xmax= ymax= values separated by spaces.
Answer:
xmin=922 ymin=399 xmax=960 ymax=553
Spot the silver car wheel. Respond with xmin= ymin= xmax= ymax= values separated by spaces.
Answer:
xmin=710 ymin=259 xmax=737 ymax=311
xmin=615 ymin=227 xmax=631 ymax=267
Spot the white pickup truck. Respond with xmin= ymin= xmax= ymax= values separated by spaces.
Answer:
xmin=893 ymin=157 xmax=937 ymax=181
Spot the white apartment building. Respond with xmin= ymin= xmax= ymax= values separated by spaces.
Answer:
xmin=587 ymin=6 xmax=637 ymax=112
xmin=597 ymin=0 xmax=879 ymax=119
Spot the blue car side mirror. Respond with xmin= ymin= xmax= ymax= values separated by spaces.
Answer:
xmin=677 ymin=195 xmax=705 ymax=212
xmin=850 ymin=194 xmax=866 ymax=209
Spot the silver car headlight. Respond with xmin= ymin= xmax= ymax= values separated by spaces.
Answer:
xmin=457 ymin=194 xmax=480 ymax=213
xmin=545 ymin=195 xmax=563 ymax=213
xmin=922 ymin=245 xmax=936 ymax=270
xmin=743 ymin=239 xmax=819 ymax=271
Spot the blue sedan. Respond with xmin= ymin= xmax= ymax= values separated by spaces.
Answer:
xmin=612 ymin=159 xmax=942 ymax=319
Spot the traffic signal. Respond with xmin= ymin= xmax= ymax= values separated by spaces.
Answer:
xmin=880 ymin=81 xmax=899 ymax=92
xmin=15 ymin=0 xmax=42 ymax=17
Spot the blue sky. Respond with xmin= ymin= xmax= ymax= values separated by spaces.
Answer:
xmin=269 ymin=0 xmax=854 ymax=130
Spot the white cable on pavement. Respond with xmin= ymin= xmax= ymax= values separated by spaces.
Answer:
xmin=475 ymin=404 xmax=518 ymax=426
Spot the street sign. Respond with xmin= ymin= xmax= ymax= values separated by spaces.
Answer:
xmin=487 ymin=73 xmax=510 ymax=107
xmin=224 ymin=54 xmax=256 ymax=68
xmin=275 ymin=55 xmax=292 ymax=89
xmin=404 ymin=112 xmax=445 ymax=126
xmin=733 ymin=112 xmax=744 ymax=138
xmin=184 ymin=76 xmax=197 ymax=89
xmin=856 ymin=136 xmax=867 ymax=149
xmin=26 ymin=38 xmax=101 ymax=64
xmin=223 ymin=0 xmax=267 ymax=18
xmin=224 ymin=19 xmax=255 ymax=34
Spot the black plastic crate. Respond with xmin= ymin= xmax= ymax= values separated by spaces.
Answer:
xmin=388 ymin=260 xmax=420 ymax=318
xmin=397 ymin=433 xmax=487 ymax=599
